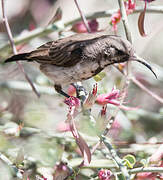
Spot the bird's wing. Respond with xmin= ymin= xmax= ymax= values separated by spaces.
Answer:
xmin=27 ymin=33 xmax=124 ymax=67
xmin=28 ymin=39 xmax=85 ymax=67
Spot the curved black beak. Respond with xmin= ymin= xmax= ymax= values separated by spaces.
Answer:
xmin=131 ymin=54 xmax=157 ymax=79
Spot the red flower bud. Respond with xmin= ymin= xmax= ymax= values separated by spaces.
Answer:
xmin=98 ymin=169 xmax=112 ymax=180
xmin=72 ymin=19 xmax=99 ymax=33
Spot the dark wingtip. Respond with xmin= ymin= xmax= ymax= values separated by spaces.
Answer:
xmin=131 ymin=55 xmax=157 ymax=79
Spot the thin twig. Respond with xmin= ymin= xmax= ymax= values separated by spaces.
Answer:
xmin=74 ymin=0 xmax=91 ymax=33
xmin=114 ymin=65 xmax=163 ymax=104
xmin=0 ymin=152 xmax=23 ymax=179
xmin=101 ymin=2 xmax=132 ymax=179
xmin=0 ymin=80 xmax=56 ymax=95
xmin=118 ymin=0 xmax=133 ymax=78
xmin=1 ymin=6 xmax=163 ymax=53
xmin=131 ymin=76 xmax=163 ymax=104
xmin=129 ymin=167 xmax=163 ymax=174
xmin=90 ymin=112 xmax=119 ymax=155
xmin=118 ymin=0 xmax=132 ymax=43
xmin=66 ymin=6 xmax=163 ymax=27
xmin=1 ymin=0 xmax=40 ymax=98
xmin=101 ymin=135 xmax=130 ymax=180
xmin=103 ymin=0 xmax=131 ymax=154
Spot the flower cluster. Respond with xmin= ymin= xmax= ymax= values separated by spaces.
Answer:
xmin=110 ymin=0 xmax=136 ymax=31
xmin=98 ymin=169 xmax=112 ymax=180
xmin=53 ymin=162 xmax=70 ymax=180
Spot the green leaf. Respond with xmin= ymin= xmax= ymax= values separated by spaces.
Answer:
xmin=123 ymin=154 xmax=136 ymax=169
xmin=93 ymin=72 xmax=106 ymax=82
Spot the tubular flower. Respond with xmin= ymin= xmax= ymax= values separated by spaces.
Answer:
xmin=96 ymin=88 xmax=138 ymax=111
xmin=96 ymin=88 xmax=120 ymax=106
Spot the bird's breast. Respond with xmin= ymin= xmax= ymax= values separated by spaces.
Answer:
xmin=39 ymin=59 xmax=104 ymax=85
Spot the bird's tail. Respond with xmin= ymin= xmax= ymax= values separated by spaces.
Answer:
xmin=4 ymin=53 xmax=31 ymax=63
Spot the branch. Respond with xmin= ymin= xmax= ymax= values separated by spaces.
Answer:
xmin=101 ymin=135 xmax=130 ymax=180
xmin=131 ymin=76 xmax=163 ymax=104
xmin=118 ymin=0 xmax=132 ymax=43
xmin=66 ymin=6 xmax=163 ymax=26
xmin=118 ymin=0 xmax=133 ymax=80
xmin=0 ymin=80 xmax=57 ymax=95
xmin=114 ymin=64 xmax=163 ymax=104
xmin=129 ymin=167 xmax=163 ymax=174
xmin=1 ymin=6 xmax=163 ymax=54
xmin=1 ymin=0 xmax=40 ymax=98
xmin=74 ymin=0 xmax=91 ymax=33
xmin=0 ymin=151 xmax=23 ymax=179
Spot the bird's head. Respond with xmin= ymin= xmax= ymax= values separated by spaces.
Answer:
xmin=107 ymin=36 xmax=157 ymax=79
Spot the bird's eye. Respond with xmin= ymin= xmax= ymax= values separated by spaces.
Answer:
xmin=117 ymin=50 xmax=125 ymax=56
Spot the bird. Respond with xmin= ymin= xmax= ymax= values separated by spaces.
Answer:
xmin=4 ymin=32 xmax=157 ymax=98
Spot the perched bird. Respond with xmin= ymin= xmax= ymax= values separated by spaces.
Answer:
xmin=4 ymin=32 xmax=157 ymax=97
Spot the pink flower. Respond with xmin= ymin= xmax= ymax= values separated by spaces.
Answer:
xmin=64 ymin=96 xmax=80 ymax=123
xmin=128 ymin=0 xmax=136 ymax=9
xmin=53 ymin=162 xmax=70 ymax=180
xmin=96 ymin=88 xmax=138 ymax=111
xmin=56 ymin=121 xmax=70 ymax=132
xmin=67 ymin=85 xmax=76 ymax=96
xmin=98 ymin=169 xmax=112 ymax=180
xmin=150 ymin=144 xmax=163 ymax=164
xmin=41 ymin=176 xmax=47 ymax=180
xmin=110 ymin=10 xmax=121 ymax=31
xmin=125 ymin=0 xmax=136 ymax=15
xmin=72 ymin=19 xmax=99 ymax=33
xmin=88 ymin=19 xmax=99 ymax=32
xmin=64 ymin=96 xmax=80 ymax=108
xmin=110 ymin=0 xmax=136 ymax=31
xmin=96 ymin=88 xmax=120 ymax=106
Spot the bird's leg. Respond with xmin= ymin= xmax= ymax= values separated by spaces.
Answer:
xmin=54 ymin=84 xmax=70 ymax=98
xmin=71 ymin=83 xmax=87 ymax=102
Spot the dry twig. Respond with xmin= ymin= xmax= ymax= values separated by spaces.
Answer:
xmin=74 ymin=0 xmax=91 ymax=33
xmin=1 ymin=0 xmax=40 ymax=98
